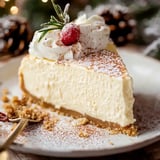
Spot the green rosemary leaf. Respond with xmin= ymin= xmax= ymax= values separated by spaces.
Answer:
xmin=50 ymin=15 xmax=59 ymax=23
xmin=39 ymin=28 xmax=57 ymax=32
xmin=39 ymin=27 xmax=60 ymax=33
xmin=38 ymin=0 xmax=70 ymax=42
xmin=51 ymin=0 xmax=64 ymax=21
xmin=38 ymin=30 xmax=48 ymax=42
xmin=38 ymin=25 xmax=62 ymax=41
xmin=50 ymin=16 xmax=64 ymax=25
xmin=63 ymin=3 xmax=70 ymax=23
xmin=41 ymin=21 xmax=63 ymax=28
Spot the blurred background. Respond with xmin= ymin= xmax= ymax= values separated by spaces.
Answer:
xmin=0 ymin=0 xmax=160 ymax=59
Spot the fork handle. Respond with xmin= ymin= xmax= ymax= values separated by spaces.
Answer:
xmin=0 ymin=119 xmax=28 ymax=152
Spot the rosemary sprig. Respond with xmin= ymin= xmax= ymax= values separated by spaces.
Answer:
xmin=38 ymin=0 xmax=70 ymax=42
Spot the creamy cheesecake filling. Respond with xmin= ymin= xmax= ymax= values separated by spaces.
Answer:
xmin=19 ymin=55 xmax=135 ymax=127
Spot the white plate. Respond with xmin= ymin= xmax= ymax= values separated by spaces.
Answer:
xmin=0 ymin=52 xmax=160 ymax=157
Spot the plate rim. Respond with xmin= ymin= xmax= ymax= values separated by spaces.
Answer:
xmin=10 ymin=134 xmax=160 ymax=157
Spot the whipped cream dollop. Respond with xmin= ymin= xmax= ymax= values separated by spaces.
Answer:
xmin=29 ymin=15 xmax=110 ymax=60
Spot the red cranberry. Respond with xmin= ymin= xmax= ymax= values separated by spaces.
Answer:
xmin=60 ymin=23 xmax=80 ymax=46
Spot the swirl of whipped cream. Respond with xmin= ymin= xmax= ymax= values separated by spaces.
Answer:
xmin=29 ymin=15 xmax=110 ymax=60
xmin=75 ymin=15 xmax=110 ymax=52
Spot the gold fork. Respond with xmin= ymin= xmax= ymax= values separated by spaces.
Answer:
xmin=0 ymin=118 xmax=40 ymax=152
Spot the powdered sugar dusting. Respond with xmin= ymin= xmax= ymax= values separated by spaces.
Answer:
xmin=80 ymin=50 xmax=128 ymax=77
xmin=60 ymin=50 xmax=128 ymax=77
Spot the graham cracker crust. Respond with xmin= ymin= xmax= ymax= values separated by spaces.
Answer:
xmin=19 ymin=73 xmax=137 ymax=136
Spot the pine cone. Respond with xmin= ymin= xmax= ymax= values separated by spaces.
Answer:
xmin=0 ymin=15 xmax=32 ymax=58
xmin=96 ymin=5 xmax=136 ymax=46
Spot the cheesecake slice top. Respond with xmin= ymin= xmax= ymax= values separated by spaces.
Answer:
xmin=29 ymin=14 xmax=129 ymax=78
xmin=62 ymin=50 xmax=128 ymax=77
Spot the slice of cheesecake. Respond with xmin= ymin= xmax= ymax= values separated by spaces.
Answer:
xmin=19 ymin=44 xmax=136 ymax=136
xmin=18 ymin=8 xmax=136 ymax=136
